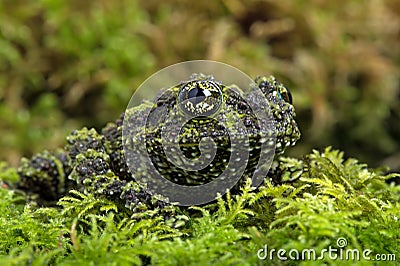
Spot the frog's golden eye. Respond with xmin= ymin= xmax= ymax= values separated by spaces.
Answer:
xmin=178 ymin=80 xmax=223 ymax=117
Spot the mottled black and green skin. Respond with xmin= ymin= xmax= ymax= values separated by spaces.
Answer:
xmin=16 ymin=75 xmax=300 ymax=214
xmin=124 ymin=74 xmax=300 ymax=189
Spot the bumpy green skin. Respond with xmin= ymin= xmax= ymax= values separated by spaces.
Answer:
xmin=17 ymin=150 xmax=72 ymax=203
xmin=124 ymin=74 xmax=300 ymax=187
xmin=17 ymin=75 xmax=300 ymax=214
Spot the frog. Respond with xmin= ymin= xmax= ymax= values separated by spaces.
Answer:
xmin=16 ymin=74 xmax=300 ymax=215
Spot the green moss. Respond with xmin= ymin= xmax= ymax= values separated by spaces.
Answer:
xmin=0 ymin=147 xmax=399 ymax=265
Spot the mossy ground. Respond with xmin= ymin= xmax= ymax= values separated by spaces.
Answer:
xmin=0 ymin=148 xmax=398 ymax=265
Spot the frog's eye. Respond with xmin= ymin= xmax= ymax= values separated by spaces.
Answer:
xmin=277 ymin=87 xmax=293 ymax=104
xmin=256 ymin=77 xmax=293 ymax=105
xmin=178 ymin=80 xmax=223 ymax=117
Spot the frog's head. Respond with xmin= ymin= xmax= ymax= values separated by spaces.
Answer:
xmin=255 ymin=75 xmax=301 ymax=154
xmin=173 ymin=74 xmax=300 ymax=154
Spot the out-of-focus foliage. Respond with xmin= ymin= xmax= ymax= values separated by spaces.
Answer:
xmin=0 ymin=0 xmax=154 ymax=164
xmin=0 ymin=0 xmax=399 ymax=170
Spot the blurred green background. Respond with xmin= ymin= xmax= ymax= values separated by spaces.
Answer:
xmin=0 ymin=0 xmax=399 ymax=171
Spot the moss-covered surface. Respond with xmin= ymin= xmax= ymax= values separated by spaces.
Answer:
xmin=0 ymin=147 xmax=399 ymax=265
